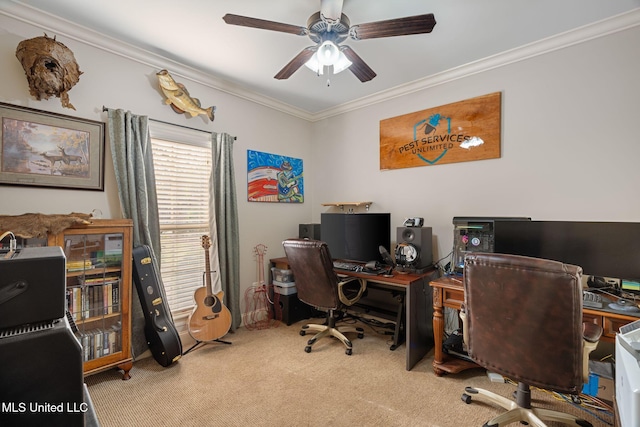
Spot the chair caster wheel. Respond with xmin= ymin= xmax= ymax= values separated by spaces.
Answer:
xmin=461 ymin=393 xmax=472 ymax=404
xmin=300 ymin=330 xmax=306 ymax=336
xmin=304 ymin=346 xmax=312 ymax=353
xmin=357 ymin=333 xmax=364 ymax=339
xmin=345 ymin=348 xmax=352 ymax=355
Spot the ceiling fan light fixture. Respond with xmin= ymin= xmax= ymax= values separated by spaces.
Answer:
xmin=304 ymin=52 xmax=324 ymax=75
xmin=316 ymin=40 xmax=340 ymax=66
xmin=332 ymin=51 xmax=352 ymax=74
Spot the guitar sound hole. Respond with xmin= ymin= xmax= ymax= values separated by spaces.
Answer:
xmin=204 ymin=295 xmax=215 ymax=307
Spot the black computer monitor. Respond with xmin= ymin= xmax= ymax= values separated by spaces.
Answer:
xmin=494 ymin=220 xmax=640 ymax=281
xmin=320 ymin=213 xmax=391 ymax=263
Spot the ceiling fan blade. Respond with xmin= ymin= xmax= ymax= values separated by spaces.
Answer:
xmin=350 ymin=13 xmax=436 ymax=40
xmin=223 ymin=14 xmax=308 ymax=36
xmin=274 ymin=47 xmax=317 ymax=80
xmin=341 ymin=46 xmax=376 ymax=82
xmin=320 ymin=0 xmax=344 ymax=24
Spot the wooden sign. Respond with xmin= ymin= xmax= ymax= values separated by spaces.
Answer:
xmin=380 ymin=92 xmax=501 ymax=170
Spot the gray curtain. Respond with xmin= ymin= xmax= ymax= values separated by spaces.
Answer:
xmin=210 ymin=132 xmax=240 ymax=331
xmin=107 ymin=108 xmax=163 ymax=359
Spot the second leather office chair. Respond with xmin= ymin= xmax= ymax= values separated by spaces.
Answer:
xmin=460 ymin=253 xmax=603 ymax=427
xmin=282 ymin=239 xmax=366 ymax=355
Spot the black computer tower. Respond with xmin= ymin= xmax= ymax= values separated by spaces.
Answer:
xmin=273 ymin=293 xmax=315 ymax=326
xmin=452 ymin=217 xmax=530 ymax=273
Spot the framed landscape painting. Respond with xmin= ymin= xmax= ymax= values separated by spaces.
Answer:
xmin=0 ymin=102 xmax=105 ymax=190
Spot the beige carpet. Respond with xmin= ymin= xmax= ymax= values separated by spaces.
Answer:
xmin=85 ymin=318 xmax=613 ymax=427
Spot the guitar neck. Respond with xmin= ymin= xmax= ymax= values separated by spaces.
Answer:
xmin=204 ymin=246 xmax=213 ymax=295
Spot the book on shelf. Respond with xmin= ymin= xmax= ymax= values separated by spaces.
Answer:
xmin=66 ymin=281 xmax=121 ymax=320
xmin=81 ymin=276 xmax=120 ymax=285
xmin=75 ymin=323 xmax=122 ymax=362
xmin=67 ymin=259 xmax=93 ymax=271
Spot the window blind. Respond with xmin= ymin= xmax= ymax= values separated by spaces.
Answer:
xmin=150 ymin=137 xmax=211 ymax=314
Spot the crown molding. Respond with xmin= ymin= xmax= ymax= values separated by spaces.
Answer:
xmin=0 ymin=2 xmax=316 ymax=121
xmin=313 ymin=7 xmax=640 ymax=121
xmin=2 ymin=3 xmax=638 ymax=123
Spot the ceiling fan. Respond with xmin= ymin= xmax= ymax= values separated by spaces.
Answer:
xmin=223 ymin=0 xmax=436 ymax=82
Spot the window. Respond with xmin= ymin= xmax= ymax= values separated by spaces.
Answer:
xmin=150 ymin=123 xmax=211 ymax=316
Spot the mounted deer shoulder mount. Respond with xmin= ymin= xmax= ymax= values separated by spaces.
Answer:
xmin=15 ymin=34 xmax=83 ymax=110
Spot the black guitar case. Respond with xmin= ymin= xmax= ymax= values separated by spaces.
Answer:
xmin=132 ymin=245 xmax=182 ymax=367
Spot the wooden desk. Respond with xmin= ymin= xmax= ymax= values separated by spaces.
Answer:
xmin=429 ymin=276 xmax=640 ymax=376
xmin=270 ymin=257 xmax=438 ymax=371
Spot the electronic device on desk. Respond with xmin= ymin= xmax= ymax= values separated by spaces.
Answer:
xmin=333 ymin=260 xmax=385 ymax=275
xmin=451 ymin=216 xmax=531 ymax=273
xmin=582 ymin=291 xmax=604 ymax=309
xmin=403 ymin=217 xmax=424 ymax=227
xmin=587 ymin=275 xmax=619 ymax=290
xmin=582 ymin=275 xmax=640 ymax=313
xmin=321 ymin=212 xmax=390 ymax=265
xmin=299 ymin=223 xmax=321 ymax=240
xmin=493 ymin=220 xmax=640 ymax=282
xmin=333 ymin=260 xmax=363 ymax=272
xmin=378 ymin=245 xmax=395 ymax=277
xmin=395 ymin=225 xmax=432 ymax=274
xmin=622 ymin=279 xmax=640 ymax=294
xmin=609 ymin=298 xmax=640 ymax=314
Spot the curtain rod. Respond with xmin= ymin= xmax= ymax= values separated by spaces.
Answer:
xmin=102 ymin=106 xmax=236 ymax=140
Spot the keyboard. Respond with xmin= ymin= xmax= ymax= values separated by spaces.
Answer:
xmin=333 ymin=261 xmax=363 ymax=272
xmin=583 ymin=291 xmax=604 ymax=309
xmin=333 ymin=261 xmax=384 ymax=275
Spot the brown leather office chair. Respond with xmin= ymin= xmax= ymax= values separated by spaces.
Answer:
xmin=460 ymin=253 xmax=602 ymax=427
xmin=282 ymin=239 xmax=366 ymax=355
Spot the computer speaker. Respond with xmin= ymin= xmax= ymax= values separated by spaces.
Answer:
xmin=299 ymin=223 xmax=321 ymax=240
xmin=396 ymin=226 xmax=433 ymax=269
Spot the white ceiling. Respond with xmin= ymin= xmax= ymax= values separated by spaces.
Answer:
xmin=3 ymin=0 xmax=640 ymax=118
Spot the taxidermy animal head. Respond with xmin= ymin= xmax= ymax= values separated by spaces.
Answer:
xmin=15 ymin=34 xmax=83 ymax=110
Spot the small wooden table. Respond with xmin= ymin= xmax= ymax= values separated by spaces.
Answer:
xmin=429 ymin=276 xmax=479 ymax=376
xmin=429 ymin=276 xmax=640 ymax=376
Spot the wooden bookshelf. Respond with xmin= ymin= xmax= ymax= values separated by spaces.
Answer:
xmin=48 ymin=219 xmax=133 ymax=379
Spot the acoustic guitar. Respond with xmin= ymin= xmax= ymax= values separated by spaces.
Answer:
xmin=188 ymin=235 xmax=232 ymax=342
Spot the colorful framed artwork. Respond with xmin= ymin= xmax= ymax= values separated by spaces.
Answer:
xmin=0 ymin=102 xmax=105 ymax=190
xmin=247 ymin=150 xmax=303 ymax=203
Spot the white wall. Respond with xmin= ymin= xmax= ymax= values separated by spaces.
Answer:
xmin=0 ymin=15 xmax=312 ymax=307
xmin=1 ymin=13 xmax=639 ymax=314
xmin=310 ymin=25 xmax=640 ymax=263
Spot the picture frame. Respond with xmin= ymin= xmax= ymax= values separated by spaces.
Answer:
xmin=247 ymin=149 xmax=303 ymax=203
xmin=0 ymin=102 xmax=105 ymax=191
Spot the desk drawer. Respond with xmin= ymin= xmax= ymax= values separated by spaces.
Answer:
xmin=582 ymin=312 xmax=603 ymax=329
xmin=604 ymin=316 xmax=632 ymax=338
xmin=582 ymin=311 xmax=637 ymax=342
xmin=442 ymin=288 xmax=464 ymax=309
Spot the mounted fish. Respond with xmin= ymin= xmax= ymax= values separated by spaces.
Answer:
xmin=15 ymin=34 xmax=83 ymax=110
xmin=156 ymin=70 xmax=215 ymax=122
